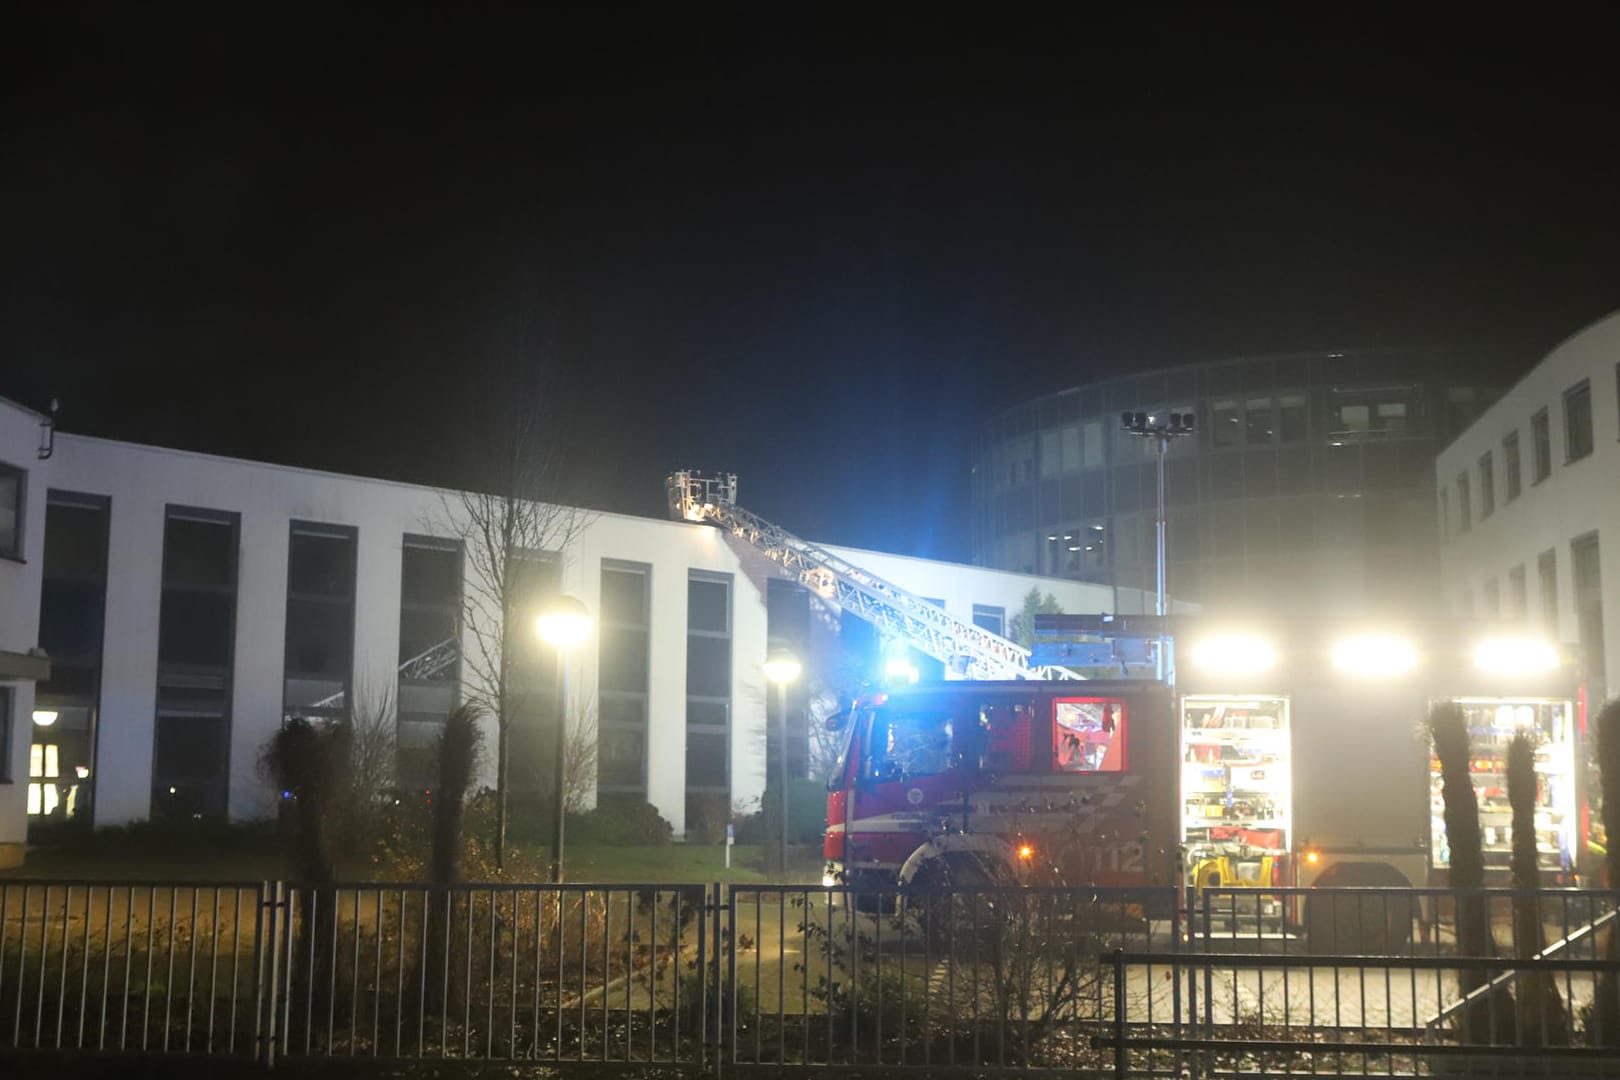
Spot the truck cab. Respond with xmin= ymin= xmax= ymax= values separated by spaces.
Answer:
xmin=823 ymin=679 xmax=1178 ymax=893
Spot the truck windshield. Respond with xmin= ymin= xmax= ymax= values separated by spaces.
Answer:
xmin=826 ymin=720 xmax=855 ymax=792
xmin=864 ymin=708 xmax=986 ymax=783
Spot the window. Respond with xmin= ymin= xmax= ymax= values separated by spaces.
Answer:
xmin=1539 ymin=550 xmax=1559 ymax=635
xmin=1503 ymin=431 xmax=1521 ymax=502
xmin=1082 ymin=420 xmax=1104 ymax=466
xmin=35 ymin=492 xmax=111 ymax=826
xmin=1054 ymin=698 xmax=1127 ymax=772
xmin=685 ymin=731 xmax=729 ymax=788
xmin=1081 ymin=522 xmax=1108 ymax=573
xmin=864 ymin=698 xmax=1034 ymax=781
xmin=1244 ymin=399 xmax=1273 ymax=444
xmin=1477 ymin=452 xmax=1495 ymax=519
xmin=766 ymin=578 xmax=812 ymax=778
xmin=39 ymin=496 xmax=110 ymax=667
xmin=505 ymin=548 xmax=562 ymax=793
xmin=0 ymin=463 xmax=24 ymax=560
xmin=154 ymin=508 xmax=239 ymax=821
xmin=1564 ymin=379 xmax=1594 ymax=462
xmin=1212 ymin=400 xmax=1241 ymax=447
xmin=1277 ymin=395 xmax=1308 ymax=442
xmin=688 ymin=577 xmax=730 ymax=634
xmin=1337 ymin=404 xmax=1370 ymax=433
xmin=28 ymin=741 xmax=62 ymax=816
xmin=1531 ymin=408 xmax=1551 ymax=482
xmin=686 ymin=572 xmax=732 ymax=794
xmin=971 ymin=604 xmax=1005 ymax=637
xmin=1375 ymin=402 xmax=1409 ymax=432
xmin=1572 ymin=534 xmax=1605 ymax=686
xmin=1060 ymin=425 xmax=1081 ymax=471
xmin=1039 ymin=430 xmax=1061 ymax=478
xmin=598 ymin=560 xmax=651 ymax=795
xmin=397 ymin=536 xmax=461 ymax=785
xmin=1508 ymin=565 xmax=1528 ymax=621
xmin=283 ymin=523 xmax=356 ymax=720
xmin=599 ymin=727 xmax=647 ymax=789
xmin=1456 ymin=472 xmax=1471 ymax=532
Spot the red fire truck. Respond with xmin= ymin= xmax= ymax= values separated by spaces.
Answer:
xmin=822 ymin=618 xmax=1591 ymax=907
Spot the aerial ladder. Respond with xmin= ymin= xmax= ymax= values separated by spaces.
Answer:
xmin=666 ymin=470 xmax=1082 ymax=681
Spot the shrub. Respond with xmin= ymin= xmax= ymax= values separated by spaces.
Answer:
xmin=432 ymin=705 xmax=484 ymax=883
xmin=734 ymin=778 xmax=827 ymax=847
xmin=685 ymin=792 xmax=731 ymax=843
xmin=568 ymin=796 xmax=675 ymax=847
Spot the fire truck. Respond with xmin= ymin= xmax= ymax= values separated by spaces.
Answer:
xmin=662 ymin=472 xmax=1592 ymax=933
xmin=821 ymin=617 xmax=1589 ymax=916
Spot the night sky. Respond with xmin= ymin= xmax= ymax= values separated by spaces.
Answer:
xmin=5 ymin=8 xmax=1620 ymax=562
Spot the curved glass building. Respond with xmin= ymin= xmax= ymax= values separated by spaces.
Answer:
xmin=971 ymin=348 xmax=1522 ymax=612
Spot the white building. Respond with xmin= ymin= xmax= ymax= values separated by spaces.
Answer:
xmin=0 ymin=395 xmax=1160 ymax=865
xmin=1 ymin=398 xmax=51 ymax=869
xmin=1435 ymin=310 xmax=1619 ymax=699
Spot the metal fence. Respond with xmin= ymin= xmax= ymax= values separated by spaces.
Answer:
xmin=0 ymin=880 xmax=264 ymax=1057
xmin=726 ymin=884 xmax=1172 ymax=1072
xmin=4 ymin=877 xmax=1619 ymax=1076
xmin=265 ymin=881 xmax=714 ymax=1067
xmin=1151 ymin=885 xmax=1620 ymax=1077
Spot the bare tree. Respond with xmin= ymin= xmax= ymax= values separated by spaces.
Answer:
xmin=435 ymin=362 xmax=592 ymax=871
xmin=347 ymin=675 xmax=398 ymax=821
xmin=1507 ymin=733 xmax=1568 ymax=1045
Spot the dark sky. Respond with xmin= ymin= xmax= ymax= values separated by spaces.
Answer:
xmin=5 ymin=7 xmax=1620 ymax=561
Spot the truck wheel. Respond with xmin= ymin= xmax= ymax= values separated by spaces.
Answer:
xmin=1304 ymin=863 xmax=1416 ymax=954
xmin=906 ymin=853 xmax=1012 ymax=953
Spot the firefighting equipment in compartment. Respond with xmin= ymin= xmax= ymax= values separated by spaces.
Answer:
xmin=1191 ymin=854 xmax=1280 ymax=889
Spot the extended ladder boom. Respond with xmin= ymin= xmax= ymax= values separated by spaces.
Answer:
xmin=667 ymin=470 xmax=1080 ymax=681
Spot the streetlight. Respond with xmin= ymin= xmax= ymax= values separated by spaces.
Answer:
xmin=537 ymin=595 xmax=592 ymax=883
xmin=1120 ymin=410 xmax=1196 ymax=682
xmin=763 ymin=647 xmax=802 ymax=877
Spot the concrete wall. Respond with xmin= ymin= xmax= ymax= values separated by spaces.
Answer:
xmin=0 ymin=398 xmax=48 ymax=866
xmin=1435 ymin=310 xmax=1620 ymax=695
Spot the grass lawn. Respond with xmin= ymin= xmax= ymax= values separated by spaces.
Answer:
xmin=564 ymin=841 xmax=823 ymax=884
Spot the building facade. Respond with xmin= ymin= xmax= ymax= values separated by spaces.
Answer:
xmin=0 ymin=401 xmax=1148 ymax=861
xmin=1435 ymin=311 xmax=1620 ymax=701
xmin=1 ymin=398 xmax=50 ymax=867
xmin=972 ymin=348 xmax=1518 ymax=612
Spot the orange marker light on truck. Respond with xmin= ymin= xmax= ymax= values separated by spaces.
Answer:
xmin=1018 ymin=844 xmax=1034 ymax=860
xmin=1306 ymin=851 xmax=1320 ymax=866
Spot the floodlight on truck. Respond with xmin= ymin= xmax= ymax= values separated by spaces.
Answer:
xmin=1472 ymin=637 xmax=1560 ymax=675
xmin=1330 ymin=633 xmax=1419 ymax=677
xmin=1189 ymin=632 xmax=1276 ymax=674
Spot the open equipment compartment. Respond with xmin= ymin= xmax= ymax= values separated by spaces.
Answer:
xmin=1428 ymin=695 xmax=1579 ymax=881
xmin=1181 ymin=693 xmax=1292 ymax=931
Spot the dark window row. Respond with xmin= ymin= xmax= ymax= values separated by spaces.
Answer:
xmin=686 ymin=573 xmax=732 ymax=796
